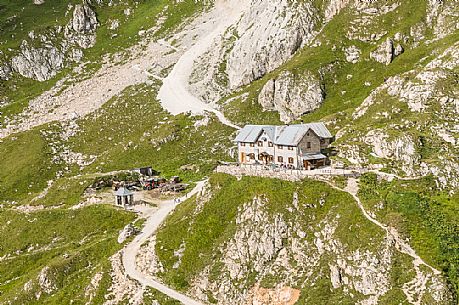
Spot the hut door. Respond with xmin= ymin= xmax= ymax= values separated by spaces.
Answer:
xmin=303 ymin=160 xmax=310 ymax=170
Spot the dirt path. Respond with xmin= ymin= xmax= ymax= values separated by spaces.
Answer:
xmin=329 ymin=178 xmax=441 ymax=276
xmin=157 ymin=0 xmax=245 ymax=130
xmin=122 ymin=181 xmax=206 ymax=305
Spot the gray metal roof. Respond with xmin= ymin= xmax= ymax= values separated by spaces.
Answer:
xmin=115 ymin=187 xmax=134 ymax=197
xmin=302 ymin=153 xmax=327 ymax=160
xmin=234 ymin=123 xmax=332 ymax=145
xmin=234 ymin=125 xmax=265 ymax=143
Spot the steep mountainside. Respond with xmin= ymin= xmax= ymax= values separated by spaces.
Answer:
xmin=0 ymin=0 xmax=458 ymax=304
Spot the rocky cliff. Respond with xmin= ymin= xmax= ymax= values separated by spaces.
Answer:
xmin=1 ymin=1 xmax=98 ymax=81
xmin=153 ymin=175 xmax=454 ymax=304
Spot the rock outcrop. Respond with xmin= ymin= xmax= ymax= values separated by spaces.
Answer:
xmin=364 ymin=130 xmax=420 ymax=176
xmin=65 ymin=2 xmax=98 ymax=49
xmin=325 ymin=0 xmax=351 ymax=21
xmin=344 ymin=45 xmax=361 ymax=63
xmin=258 ymin=71 xmax=324 ymax=123
xmin=11 ymin=41 xmax=65 ymax=81
xmin=226 ymin=0 xmax=320 ymax=89
xmin=179 ymin=188 xmax=452 ymax=305
xmin=4 ymin=1 xmax=99 ymax=81
xmin=117 ymin=223 xmax=139 ymax=244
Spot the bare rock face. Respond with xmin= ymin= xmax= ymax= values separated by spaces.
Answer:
xmin=325 ymin=0 xmax=351 ymax=21
xmin=0 ymin=62 xmax=12 ymax=80
xmin=427 ymin=0 xmax=459 ymax=39
xmin=370 ymin=38 xmax=394 ymax=65
xmin=364 ymin=130 xmax=420 ymax=176
xmin=10 ymin=41 xmax=65 ymax=81
xmin=258 ymin=71 xmax=324 ymax=123
xmin=65 ymin=2 xmax=99 ymax=49
xmin=226 ymin=0 xmax=320 ymax=89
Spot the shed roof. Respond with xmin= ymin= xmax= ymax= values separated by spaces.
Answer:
xmin=302 ymin=153 xmax=327 ymax=161
xmin=234 ymin=123 xmax=333 ymax=145
xmin=115 ymin=187 xmax=134 ymax=197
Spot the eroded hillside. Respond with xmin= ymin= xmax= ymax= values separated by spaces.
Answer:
xmin=0 ymin=0 xmax=458 ymax=304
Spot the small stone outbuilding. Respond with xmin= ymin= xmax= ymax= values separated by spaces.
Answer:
xmin=115 ymin=187 xmax=134 ymax=207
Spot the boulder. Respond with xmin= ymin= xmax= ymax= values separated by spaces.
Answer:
xmin=258 ymin=71 xmax=324 ymax=123
xmin=117 ymin=224 xmax=138 ymax=244
xmin=11 ymin=41 xmax=65 ymax=81
xmin=370 ymin=38 xmax=394 ymax=65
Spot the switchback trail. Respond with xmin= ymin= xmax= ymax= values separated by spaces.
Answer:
xmin=122 ymin=181 xmax=206 ymax=305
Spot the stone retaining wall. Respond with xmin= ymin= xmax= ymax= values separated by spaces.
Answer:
xmin=216 ymin=165 xmax=361 ymax=182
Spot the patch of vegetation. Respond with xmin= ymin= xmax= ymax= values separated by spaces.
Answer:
xmin=0 ymin=205 xmax=134 ymax=304
xmin=359 ymin=173 xmax=459 ymax=298
xmin=0 ymin=126 xmax=62 ymax=204
xmin=68 ymin=83 xmax=235 ymax=181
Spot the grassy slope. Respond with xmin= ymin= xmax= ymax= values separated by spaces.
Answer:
xmin=0 ymin=205 xmax=135 ymax=304
xmin=68 ymin=83 xmax=235 ymax=180
xmin=0 ymin=126 xmax=62 ymax=203
xmin=155 ymin=173 xmax=420 ymax=304
xmin=359 ymin=173 xmax=459 ymax=296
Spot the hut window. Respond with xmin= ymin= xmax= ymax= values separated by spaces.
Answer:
xmin=278 ymin=156 xmax=283 ymax=162
xmin=258 ymin=154 xmax=263 ymax=160
xmin=307 ymin=142 xmax=311 ymax=149
xmin=258 ymin=141 xmax=263 ymax=147
xmin=250 ymin=143 xmax=255 ymax=147
xmin=241 ymin=143 xmax=245 ymax=147
xmin=268 ymin=142 xmax=273 ymax=147
xmin=288 ymin=157 xmax=294 ymax=164
xmin=288 ymin=146 xmax=294 ymax=151
xmin=278 ymin=145 xmax=283 ymax=150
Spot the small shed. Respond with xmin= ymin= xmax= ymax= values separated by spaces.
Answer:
xmin=115 ymin=187 xmax=134 ymax=207
xmin=132 ymin=166 xmax=156 ymax=177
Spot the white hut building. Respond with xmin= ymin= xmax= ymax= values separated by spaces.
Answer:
xmin=234 ymin=123 xmax=333 ymax=170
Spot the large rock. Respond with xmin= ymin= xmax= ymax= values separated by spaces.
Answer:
xmin=11 ymin=41 xmax=65 ymax=81
xmin=364 ymin=130 xmax=420 ymax=176
xmin=65 ymin=2 xmax=98 ymax=49
xmin=117 ymin=223 xmax=138 ymax=244
xmin=370 ymin=37 xmax=404 ymax=65
xmin=226 ymin=0 xmax=320 ymax=89
xmin=258 ymin=71 xmax=324 ymax=123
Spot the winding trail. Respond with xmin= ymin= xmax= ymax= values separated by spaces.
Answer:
xmin=327 ymin=177 xmax=441 ymax=276
xmin=122 ymin=181 xmax=207 ymax=305
xmin=157 ymin=0 xmax=245 ymax=130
